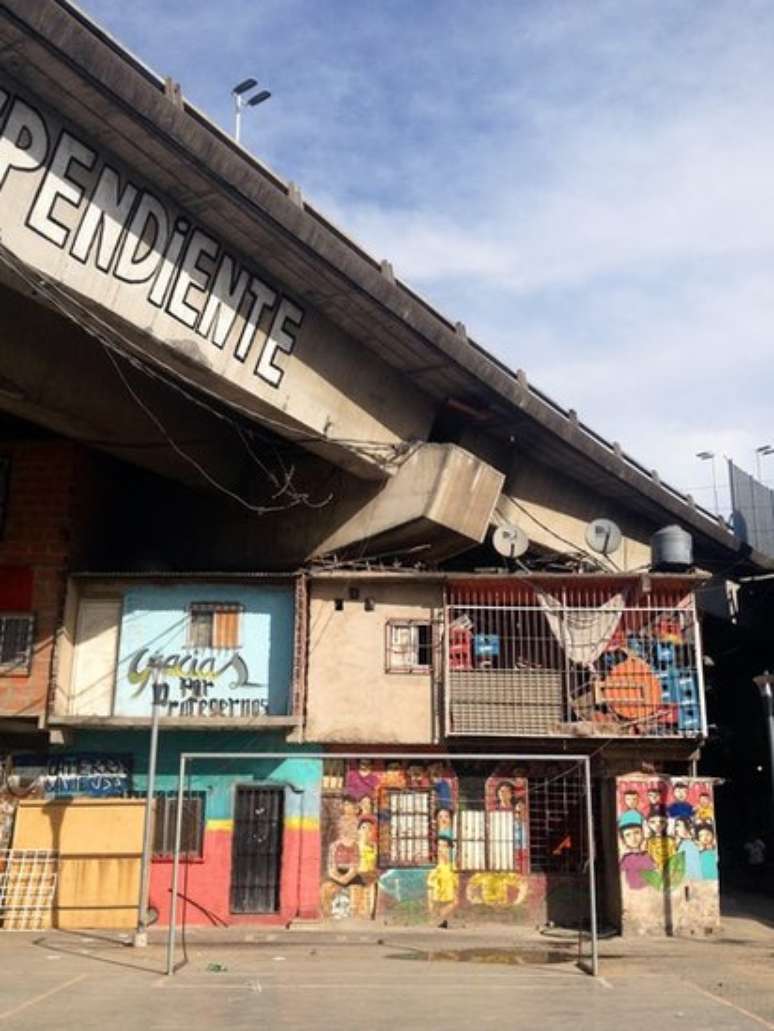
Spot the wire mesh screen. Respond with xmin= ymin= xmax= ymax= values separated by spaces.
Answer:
xmin=0 ymin=849 xmax=58 ymax=930
xmin=446 ymin=577 xmax=703 ymax=738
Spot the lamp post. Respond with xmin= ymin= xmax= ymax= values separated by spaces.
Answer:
xmin=753 ymin=672 xmax=774 ymax=835
xmin=133 ymin=660 xmax=166 ymax=948
xmin=232 ymin=78 xmax=271 ymax=143
xmin=755 ymin=445 xmax=774 ymax=482
xmin=696 ymin=450 xmax=720 ymax=515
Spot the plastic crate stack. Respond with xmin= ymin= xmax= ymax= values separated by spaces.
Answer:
xmin=628 ymin=637 xmax=701 ymax=734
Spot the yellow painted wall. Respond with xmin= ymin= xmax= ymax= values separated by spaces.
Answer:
xmin=12 ymin=798 xmax=145 ymax=929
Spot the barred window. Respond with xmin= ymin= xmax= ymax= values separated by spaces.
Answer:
xmin=0 ymin=613 xmax=34 ymax=675
xmin=133 ymin=791 xmax=206 ymax=859
xmin=487 ymin=811 xmax=517 ymax=870
xmin=456 ymin=807 xmax=487 ymax=870
xmin=188 ymin=603 xmax=243 ymax=649
xmin=382 ymin=789 xmax=432 ymax=866
xmin=386 ymin=621 xmax=432 ymax=673
xmin=453 ymin=801 xmax=530 ymax=874
xmin=322 ymin=759 xmax=345 ymax=794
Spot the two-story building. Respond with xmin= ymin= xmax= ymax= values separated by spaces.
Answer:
xmin=0 ymin=1 xmax=770 ymax=936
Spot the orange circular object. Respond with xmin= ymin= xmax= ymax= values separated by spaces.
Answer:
xmin=598 ymin=655 xmax=662 ymax=720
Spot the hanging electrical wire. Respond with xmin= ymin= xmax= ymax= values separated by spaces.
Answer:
xmin=0 ymin=242 xmax=415 ymax=474
xmin=506 ymin=497 xmax=621 ymax=573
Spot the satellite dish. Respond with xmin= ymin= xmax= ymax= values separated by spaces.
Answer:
xmin=492 ymin=523 xmax=529 ymax=559
xmin=585 ymin=518 xmax=622 ymax=556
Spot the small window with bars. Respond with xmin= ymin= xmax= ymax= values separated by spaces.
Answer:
xmin=453 ymin=801 xmax=530 ymax=874
xmin=385 ymin=620 xmax=433 ymax=673
xmin=456 ymin=807 xmax=487 ymax=870
xmin=0 ymin=613 xmax=34 ymax=675
xmin=133 ymin=791 xmax=206 ymax=859
xmin=187 ymin=603 xmax=243 ymax=649
xmin=381 ymin=789 xmax=432 ymax=866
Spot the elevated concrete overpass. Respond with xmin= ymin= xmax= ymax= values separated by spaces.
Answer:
xmin=0 ymin=0 xmax=767 ymax=574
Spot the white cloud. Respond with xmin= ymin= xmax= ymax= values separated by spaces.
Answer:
xmin=80 ymin=0 xmax=774 ymax=502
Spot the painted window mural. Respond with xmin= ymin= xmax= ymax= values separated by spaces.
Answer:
xmin=615 ymin=774 xmax=720 ymax=936
xmin=320 ymin=760 xmax=537 ymax=924
xmin=113 ymin=584 xmax=294 ymax=718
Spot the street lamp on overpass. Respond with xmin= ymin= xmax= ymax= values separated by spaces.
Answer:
xmin=232 ymin=78 xmax=271 ymax=143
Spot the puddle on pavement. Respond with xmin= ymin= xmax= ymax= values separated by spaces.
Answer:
xmin=389 ymin=947 xmax=575 ymax=966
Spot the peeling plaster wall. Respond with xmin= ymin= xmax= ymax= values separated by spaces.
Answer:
xmin=615 ymin=773 xmax=720 ymax=937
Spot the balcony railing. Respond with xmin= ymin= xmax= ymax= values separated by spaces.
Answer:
xmin=445 ymin=577 xmax=705 ymax=739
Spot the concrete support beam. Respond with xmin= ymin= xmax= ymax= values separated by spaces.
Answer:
xmin=315 ymin=443 xmax=504 ymax=558
xmin=495 ymin=455 xmax=655 ymax=571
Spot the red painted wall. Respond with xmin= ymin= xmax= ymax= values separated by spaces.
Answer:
xmin=148 ymin=824 xmax=321 ymax=927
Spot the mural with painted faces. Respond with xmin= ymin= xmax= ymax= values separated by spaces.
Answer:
xmin=623 ymin=790 xmax=641 ymax=812
xmin=496 ymin=781 xmax=516 ymax=809
xmin=437 ymin=808 xmax=453 ymax=835
xmin=621 ymin=823 xmax=645 ymax=853
xmin=646 ymin=806 xmax=668 ymax=838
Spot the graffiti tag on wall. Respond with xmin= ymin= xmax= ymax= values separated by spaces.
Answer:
xmin=114 ymin=585 xmax=293 ymax=718
xmin=126 ymin=648 xmax=268 ymax=718
xmin=12 ymin=754 xmax=132 ymax=798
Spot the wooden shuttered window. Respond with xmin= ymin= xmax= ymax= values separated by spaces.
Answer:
xmin=188 ymin=603 xmax=243 ymax=649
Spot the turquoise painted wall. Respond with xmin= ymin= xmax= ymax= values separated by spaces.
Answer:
xmin=114 ymin=584 xmax=294 ymax=718
xmin=69 ymin=730 xmax=321 ymax=823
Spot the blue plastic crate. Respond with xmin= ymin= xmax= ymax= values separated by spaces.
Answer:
xmin=678 ymin=703 xmax=701 ymax=732
xmin=473 ymin=634 xmax=500 ymax=659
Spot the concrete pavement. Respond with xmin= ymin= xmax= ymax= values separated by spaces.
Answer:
xmin=0 ymin=898 xmax=772 ymax=1030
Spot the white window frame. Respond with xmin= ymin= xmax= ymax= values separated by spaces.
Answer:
xmin=381 ymin=788 xmax=433 ymax=867
xmin=385 ymin=619 xmax=433 ymax=674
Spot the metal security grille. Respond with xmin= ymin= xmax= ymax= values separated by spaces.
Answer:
xmin=525 ymin=772 xmax=585 ymax=874
xmin=131 ymin=792 xmax=205 ymax=858
xmin=230 ymin=786 xmax=284 ymax=914
xmin=446 ymin=576 xmax=704 ymax=738
xmin=457 ymin=807 xmax=486 ymax=870
xmin=0 ymin=849 xmax=58 ymax=930
xmin=383 ymin=789 xmax=432 ymax=866
xmin=0 ymin=614 xmax=34 ymax=675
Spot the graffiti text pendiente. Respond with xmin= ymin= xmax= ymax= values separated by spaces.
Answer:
xmin=0 ymin=89 xmax=304 ymax=388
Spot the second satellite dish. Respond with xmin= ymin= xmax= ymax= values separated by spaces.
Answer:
xmin=585 ymin=518 xmax=622 ymax=555
xmin=492 ymin=523 xmax=529 ymax=559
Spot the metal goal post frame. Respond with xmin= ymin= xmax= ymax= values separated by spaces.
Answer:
xmin=165 ymin=751 xmax=598 ymax=977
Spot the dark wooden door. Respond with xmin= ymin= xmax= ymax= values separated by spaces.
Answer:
xmin=230 ymin=786 xmax=284 ymax=913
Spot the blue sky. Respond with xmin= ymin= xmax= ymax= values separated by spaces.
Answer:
xmin=80 ymin=0 xmax=774 ymax=512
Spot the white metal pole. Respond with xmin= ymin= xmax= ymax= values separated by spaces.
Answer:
xmin=166 ymin=752 xmax=187 ymax=976
xmin=583 ymin=756 xmax=599 ymax=976
xmin=234 ymin=95 xmax=242 ymax=143
xmin=711 ymin=456 xmax=720 ymax=515
xmin=134 ymin=668 xmax=164 ymax=948
xmin=693 ymin=596 xmax=709 ymax=739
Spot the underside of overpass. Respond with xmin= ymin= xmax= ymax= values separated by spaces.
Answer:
xmin=0 ymin=0 xmax=765 ymax=577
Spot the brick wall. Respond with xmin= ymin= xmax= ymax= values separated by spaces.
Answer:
xmin=0 ymin=440 xmax=79 ymax=717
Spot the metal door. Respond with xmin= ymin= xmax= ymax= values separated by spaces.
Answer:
xmin=230 ymin=786 xmax=284 ymax=914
